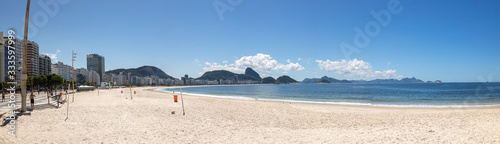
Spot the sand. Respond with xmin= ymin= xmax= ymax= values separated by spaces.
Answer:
xmin=0 ymin=86 xmax=499 ymax=143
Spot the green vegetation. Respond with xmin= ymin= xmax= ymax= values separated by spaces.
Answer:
xmin=77 ymin=74 xmax=86 ymax=85
xmin=244 ymin=67 xmax=261 ymax=80
xmin=27 ymin=74 xmax=65 ymax=91
xmin=197 ymin=70 xmax=259 ymax=81
xmin=319 ymin=79 xmax=330 ymax=83
xmin=0 ymin=81 xmax=14 ymax=92
xmin=106 ymin=66 xmax=175 ymax=79
xmin=276 ymin=75 xmax=298 ymax=84
xmin=83 ymin=81 xmax=99 ymax=87
xmin=262 ymin=77 xmax=276 ymax=84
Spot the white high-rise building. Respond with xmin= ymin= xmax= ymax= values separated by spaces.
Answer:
xmin=89 ymin=70 xmax=100 ymax=84
xmin=26 ymin=40 xmax=39 ymax=76
xmin=0 ymin=32 xmax=24 ymax=84
xmin=39 ymin=54 xmax=52 ymax=75
xmin=76 ymin=68 xmax=89 ymax=83
xmin=53 ymin=62 xmax=73 ymax=81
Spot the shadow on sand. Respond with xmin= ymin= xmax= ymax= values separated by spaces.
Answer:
xmin=0 ymin=101 xmax=64 ymax=127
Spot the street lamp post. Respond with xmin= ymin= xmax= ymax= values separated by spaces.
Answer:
xmin=21 ymin=0 xmax=31 ymax=112
xmin=72 ymin=51 xmax=77 ymax=102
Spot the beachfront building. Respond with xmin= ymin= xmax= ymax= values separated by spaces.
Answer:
xmin=26 ymin=41 xmax=39 ymax=76
xmin=112 ymin=72 xmax=128 ymax=85
xmin=104 ymin=73 xmax=114 ymax=84
xmin=144 ymin=77 xmax=152 ymax=85
xmin=130 ymin=76 xmax=137 ymax=84
xmin=0 ymin=32 xmax=6 ymax=82
xmin=39 ymin=54 xmax=52 ymax=75
xmin=89 ymin=70 xmax=100 ymax=84
xmin=53 ymin=62 xmax=73 ymax=81
xmin=0 ymin=32 xmax=24 ymax=83
xmin=137 ymin=77 xmax=145 ymax=85
xmin=87 ymin=54 xmax=105 ymax=82
xmin=76 ymin=68 xmax=89 ymax=84
xmin=157 ymin=78 xmax=165 ymax=85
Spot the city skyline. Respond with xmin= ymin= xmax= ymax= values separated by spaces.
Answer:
xmin=1 ymin=0 xmax=499 ymax=82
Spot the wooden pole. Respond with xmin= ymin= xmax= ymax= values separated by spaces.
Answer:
xmin=65 ymin=84 xmax=69 ymax=120
xmin=180 ymin=88 xmax=185 ymax=116
xmin=20 ymin=0 xmax=31 ymax=112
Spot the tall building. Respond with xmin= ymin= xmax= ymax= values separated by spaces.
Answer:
xmin=53 ymin=62 xmax=73 ymax=81
xmin=88 ymin=70 xmax=100 ymax=84
xmin=26 ymin=40 xmax=39 ymax=76
xmin=76 ymin=68 xmax=89 ymax=83
xmin=0 ymin=32 xmax=24 ymax=83
xmin=38 ymin=54 xmax=52 ymax=75
xmin=0 ymin=32 xmax=5 ymax=82
xmin=87 ymin=54 xmax=105 ymax=82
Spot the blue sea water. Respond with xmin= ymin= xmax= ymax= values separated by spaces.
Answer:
xmin=158 ymin=83 xmax=500 ymax=108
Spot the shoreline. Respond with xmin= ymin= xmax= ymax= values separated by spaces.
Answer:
xmin=152 ymin=85 xmax=500 ymax=109
xmin=1 ymin=86 xmax=499 ymax=143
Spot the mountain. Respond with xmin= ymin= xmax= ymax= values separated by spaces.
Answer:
xmin=303 ymin=76 xmax=425 ymax=83
xmin=352 ymin=77 xmax=424 ymax=83
xmin=319 ymin=79 xmax=330 ymax=83
xmin=276 ymin=75 xmax=298 ymax=84
xmin=399 ymin=77 xmax=424 ymax=83
xmin=106 ymin=66 xmax=175 ymax=79
xmin=197 ymin=70 xmax=260 ymax=81
xmin=368 ymin=79 xmax=400 ymax=83
xmin=244 ymin=67 xmax=261 ymax=80
xmin=301 ymin=76 xmax=351 ymax=83
xmin=262 ymin=77 xmax=276 ymax=84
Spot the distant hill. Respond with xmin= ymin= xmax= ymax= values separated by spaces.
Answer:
xmin=197 ymin=70 xmax=260 ymax=81
xmin=245 ymin=67 xmax=261 ymax=80
xmin=351 ymin=77 xmax=424 ymax=83
xmin=399 ymin=77 xmax=424 ymax=83
xmin=106 ymin=66 xmax=175 ymax=79
xmin=302 ymin=76 xmax=351 ymax=83
xmin=262 ymin=77 xmax=276 ymax=84
xmin=276 ymin=75 xmax=298 ymax=84
xmin=303 ymin=76 xmax=425 ymax=83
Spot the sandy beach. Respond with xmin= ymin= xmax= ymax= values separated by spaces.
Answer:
xmin=0 ymin=86 xmax=499 ymax=143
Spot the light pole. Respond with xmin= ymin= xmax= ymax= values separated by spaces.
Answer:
xmin=72 ymin=51 xmax=77 ymax=102
xmin=65 ymin=83 xmax=69 ymax=121
xmin=21 ymin=0 xmax=31 ymax=112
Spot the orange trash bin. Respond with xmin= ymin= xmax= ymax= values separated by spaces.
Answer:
xmin=173 ymin=95 xmax=178 ymax=102
xmin=134 ymin=91 xmax=136 ymax=94
xmin=121 ymin=90 xmax=123 ymax=93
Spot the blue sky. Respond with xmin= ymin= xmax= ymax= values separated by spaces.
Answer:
xmin=1 ymin=0 xmax=499 ymax=82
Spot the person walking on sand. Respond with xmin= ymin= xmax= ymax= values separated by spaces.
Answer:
xmin=30 ymin=92 xmax=36 ymax=110
xmin=1 ymin=91 xmax=5 ymax=102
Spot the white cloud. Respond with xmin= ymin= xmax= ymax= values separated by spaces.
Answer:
xmin=194 ymin=59 xmax=199 ymax=63
xmin=203 ymin=62 xmax=244 ymax=73
xmin=316 ymin=59 xmax=403 ymax=80
xmin=234 ymin=53 xmax=304 ymax=72
xmin=297 ymin=58 xmax=302 ymax=61
xmin=202 ymin=53 xmax=305 ymax=74
xmin=43 ymin=50 xmax=61 ymax=62
xmin=260 ymin=73 xmax=276 ymax=79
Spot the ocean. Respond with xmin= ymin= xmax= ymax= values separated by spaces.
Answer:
xmin=158 ymin=83 xmax=500 ymax=108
